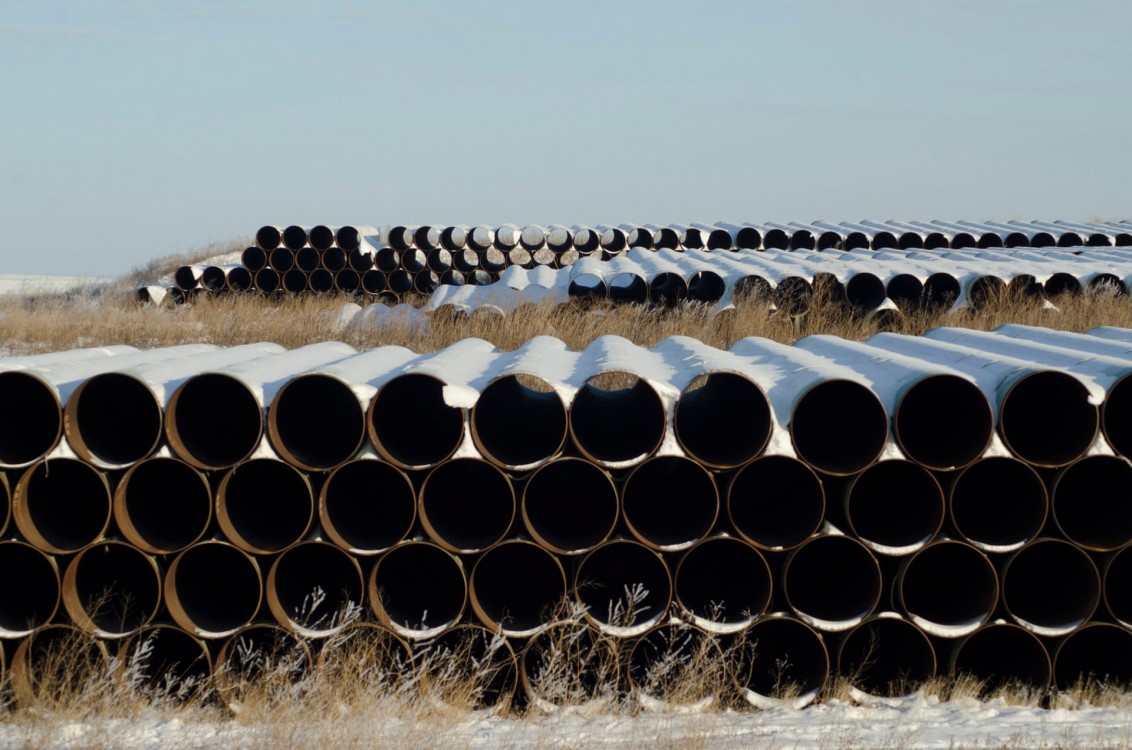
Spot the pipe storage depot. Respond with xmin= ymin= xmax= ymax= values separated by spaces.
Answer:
xmin=4 ymin=324 xmax=1132 ymax=707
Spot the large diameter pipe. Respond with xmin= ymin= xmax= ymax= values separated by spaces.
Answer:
xmin=575 ymin=539 xmax=672 ymax=637
xmin=1002 ymin=538 xmax=1100 ymax=637
xmin=951 ymin=623 xmax=1051 ymax=695
xmin=1051 ymin=456 xmax=1132 ymax=552
xmin=418 ymin=624 xmax=518 ymax=711
xmin=1105 ymin=543 xmax=1132 ymax=628
xmin=316 ymin=622 xmax=412 ymax=685
xmin=267 ymin=372 xmax=368 ymax=471
xmin=254 ymin=267 xmax=280 ymax=294
xmin=784 ymin=534 xmax=881 ymax=632
xmin=470 ymin=540 xmax=567 ymax=638
xmin=845 ymin=460 xmax=944 ymax=555
xmin=838 ymin=615 xmax=937 ymax=698
xmin=0 ymin=371 xmax=64 ymax=468
xmin=897 ymin=540 xmax=998 ymax=638
xmin=14 ymin=458 xmax=110 ymax=554
xmin=622 ymin=456 xmax=719 ymax=552
xmin=568 ymin=372 xmax=666 ymax=469
xmin=674 ymin=536 xmax=771 ymax=633
xmin=256 ymin=225 xmax=282 ymax=251
xmin=214 ymin=624 xmax=311 ymax=709
xmin=949 ymin=457 xmax=1048 ymax=553
xmin=62 ymin=540 xmax=162 ymax=639
xmin=419 ymin=458 xmax=515 ymax=554
xmin=789 ymin=378 xmax=888 ymax=476
xmin=470 ymin=374 xmax=567 ymax=471
xmin=165 ymin=541 xmax=262 ymax=638
xmin=736 ymin=615 xmax=829 ymax=709
xmin=119 ymin=625 xmax=211 ymax=696
xmin=521 ymin=621 xmax=617 ymax=712
xmin=319 ymin=458 xmax=415 ymax=555
xmin=368 ymin=373 xmax=466 ymax=470
xmin=216 ymin=458 xmax=313 ymax=554
xmin=628 ymin=623 xmax=723 ymax=709
xmin=370 ymin=541 xmax=466 ymax=639
xmin=1053 ymin=623 xmax=1132 ymax=691
xmin=0 ymin=541 xmax=60 ymax=638
xmin=727 ymin=456 xmax=824 ymax=551
xmin=266 ymin=541 xmax=364 ymax=638
xmin=673 ymin=372 xmax=771 ymax=470
xmin=113 ymin=457 xmax=212 ymax=555
xmin=10 ymin=624 xmax=110 ymax=708
xmin=521 ymin=457 xmax=618 ymax=556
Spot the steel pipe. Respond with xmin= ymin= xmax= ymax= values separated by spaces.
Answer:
xmin=951 ymin=623 xmax=1051 ymax=694
xmin=1105 ymin=543 xmax=1132 ymax=628
xmin=569 ymin=372 xmax=665 ymax=469
xmin=295 ymin=246 xmax=320 ymax=272
xmin=522 ymin=457 xmax=618 ymax=556
xmin=494 ymin=223 xmax=521 ymax=250
xmin=470 ymin=540 xmax=566 ymax=638
xmin=521 ymin=621 xmax=617 ymax=711
xmin=10 ymin=624 xmax=109 ymax=708
xmin=255 ymin=225 xmax=282 ymax=251
xmin=216 ymin=458 xmax=313 ymax=554
xmin=837 ymin=615 xmax=936 ymax=698
xmin=119 ymin=625 xmax=211 ymax=696
xmin=727 ymin=456 xmax=824 ymax=551
xmin=845 ymin=460 xmax=945 ymax=555
xmin=1002 ymin=538 xmax=1100 ymax=637
xmin=784 ymin=534 xmax=882 ymax=632
xmin=418 ymin=624 xmax=517 ymax=711
xmin=62 ymin=540 xmax=161 ymax=639
xmin=471 ymin=374 xmax=567 ymax=471
xmin=282 ymin=269 xmax=307 ymax=293
xmin=622 ymin=456 xmax=719 ymax=552
xmin=268 ymin=373 xmax=368 ymax=471
xmin=0 ymin=541 xmax=59 ymax=638
xmin=200 ymin=265 xmax=226 ymax=292
xmin=368 ymin=373 xmax=466 ymax=470
xmin=113 ymin=457 xmax=212 ymax=554
xmin=308 ymin=268 xmax=334 ymax=293
xmin=674 ymin=536 xmax=771 ymax=633
xmin=788 ymin=378 xmax=888 ymax=476
xmin=575 ymin=539 xmax=672 ymax=637
xmin=319 ymin=458 xmax=415 ymax=555
xmin=736 ymin=615 xmax=829 ymax=708
xmin=165 ymin=540 xmax=262 ymax=638
xmin=254 ymin=267 xmax=280 ymax=293
xmin=1053 ymin=623 xmax=1132 ymax=691
xmin=226 ymin=266 xmax=252 ymax=292
xmin=0 ymin=362 xmax=70 ymax=466
xmin=266 ymin=541 xmax=364 ymax=638
xmin=335 ymin=225 xmax=362 ymax=251
xmin=897 ymin=540 xmax=998 ymax=638
xmin=674 ymin=372 xmax=772 ymax=470
xmin=628 ymin=623 xmax=723 ymax=709
xmin=1051 ymin=456 xmax=1132 ymax=551
xmin=214 ymin=624 xmax=311 ymax=708
xmin=949 ymin=457 xmax=1048 ymax=553
xmin=369 ymin=541 xmax=466 ymax=639
xmin=419 ymin=458 xmax=515 ymax=554
xmin=268 ymin=247 xmax=295 ymax=272
xmin=14 ymin=458 xmax=110 ymax=554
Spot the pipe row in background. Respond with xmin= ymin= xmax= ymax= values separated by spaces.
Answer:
xmin=4 ymin=325 xmax=1132 ymax=706
xmin=138 ymin=219 xmax=1132 ymax=307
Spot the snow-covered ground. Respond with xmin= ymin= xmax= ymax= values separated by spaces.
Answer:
xmin=0 ymin=273 xmax=113 ymax=296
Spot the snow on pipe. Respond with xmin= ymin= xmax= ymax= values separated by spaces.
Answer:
xmin=1001 ymin=538 xmax=1100 ymax=637
xmin=419 ymin=458 xmax=515 ymax=554
xmin=736 ymin=615 xmax=829 ymax=709
xmin=949 ymin=457 xmax=1048 ymax=553
xmin=843 ymin=460 xmax=944 ymax=556
xmin=520 ymin=621 xmax=617 ymax=711
xmin=214 ymin=624 xmax=311 ymax=708
xmin=368 ymin=373 xmax=466 ymax=470
xmin=574 ymin=539 xmax=672 ymax=637
xmin=621 ymin=456 xmax=719 ymax=552
xmin=1053 ymin=623 xmax=1132 ymax=690
xmin=469 ymin=540 xmax=567 ymax=638
xmin=319 ymin=458 xmax=416 ymax=555
xmin=119 ymin=625 xmax=211 ymax=694
xmin=468 ymin=225 xmax=496 ymax=252
xmin=10 ymin=624 xmax=110 ymax=708
xmin=1051 ymin=456 xmax=1132 ymax=552
xmin=61 ymin=540 xmax=161 ymax=639
xmin=674 ymin=536 xmax=772 ymax=634
xmin=628 ymin=623 xmax=723 ymax=709
xmin=216 ymin=458 xmax=313 ymax=554
xmin=369 ymin=540 xmax=467 ymax=639
xmin=568 ymin=372 xmax=666 ymax=469
xmin=113 ymin=457 xmax=212 ymax=555
xmin=837 ymin=615 xmax=937 ymax=698
xmin=896 ymin=540 xmax=998 ymax=638
xmin=13 ymin=458 xmax=110 ymax=555
xmin=266 ymin=541 xmax=364 ymax=638
xmin=470 ymin=374 xmax=567 ymax=471
xmin=419 ymin=624 xmax=518 ymax=710
xmin=673 ymin=372 xmax=772 ymax=470
xmin=440 ymin=225 xmax=468 ymax=251
xmin=783 ymin=534 xmax=882 ymax=632
xmin=1105 ymin=543 xmax=1132 ymax=629
xmin=951 ymin=623 xmax=1051 ymax=694
xmin=165 ymin=540 xmax=262 ymax=638
xmin=715 ymin=222 xmax=761 ymax=250
xmin=494 ymin=223 xmax=521 ymax=250
xmin=0 ymin=541 xmax=59 ymax=638
xmin=727 ymin=456 xmax=825 ymax=551
xmin=521 ymin=457 xmax=619 ymax=556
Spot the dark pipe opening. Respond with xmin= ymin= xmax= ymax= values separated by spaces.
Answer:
xmin=885 ymin=274 xmax=924 ymax=310
xmin=968 ymin=275 xmax=1006 ymax=308
xmin=14 ymin=626 xmax=108 ymax=704
xmin=422 ymin=626 xmax=516 ymax=708
xmin=1002 ymin=232 xmax=1030 ymax=248
xmin=948 ymin=232 xmax=976 ymax=249
xmin=688 ymin=271 xmax=726 ymax=303
xmin=123 ymin=626 xmax=211 ymax=694
xmin=269 ymin=542 xmax=363 ymax=634
xmin=217 ymin=626 xmax=309 ymax=693
xmin=953 ymin=624 xmax=1050 ymax=693
xmin=568 ymin=276 xmax=608 ymax=300
xmin=0 ymin=542 xmax=58 ymax=635
xmin=702 ymin=228 xmax=730 ymax=250
xmin=896 ymin=374 xmax=993 ymax=471
xmin=167 ymin=373 xmax=261 ymax=470
xmin=648 ymin=273 xmax=687 ymax=307
xmin=361 ymin=270 xmax=387 ymax=295
xmin=494 ymin=225 xmax=520 ymax=250
xmin=785 ymin=536 xmax=881 ymax=628
xmin=413 ymin=270 xmax=440 ymax=294
xmin=845 ymin=273 xmax=886 ymax=310
xmin=898 ymin=232 xmax=926 ymax=250
xmin=522 ymin=622 xmax=616 ymax=706
xmin=309 ymin=225 xmax=334 ymax=251
xmin=452 ymin=248 xmax=479 ymax=272
xmin=1008 ymin=273 xmax=1042 ymax=300
xmin=1088 ymin=272 xmax=1128 ymax=296
xmin=816 ymin=231 xmax=843 ymax=251
xmin=789 ymin=229 xmax=815 ymax=251
xmin=117 ymin=458 xmax=211 ymax=553
xmin=520 ymin=225 xmax=547 ymax=251
xmin=733 ymin=275 xmax=773 ymax=305
xmin=322 ymin=247 xmax=347 ymax=273
xmin=440 ymin=269 xmax=466 ymax=286
xmin=254 ymin=268 xmax=280 ymax=294
xmin=1031 ymin=231 xmax=1056 ymax=248
xmin=950 ymin=457 xmax=1047 ymax=552
xmin=923 ymin=232 xmax=950 ymax=250
xmin=1056 ymin=232 xmax=1084 ymax=248
xmin=420 ymin=459 xmax=514 ymax=553
xmin=201 ymin=266 xmax=226 ymax=292
xmin=413 ymin=225 xmax=440 ymax=251
xmin=256 ymin=226 xmax=281 ymax=251
xmin=924 ymin=273 xmax=960 ymax=308
xmin=321 ymin=459 xmax=415 ymax=554
xmin=838 ymin=618 xmax=936 ymax=696
xmin=269 ymin=374 xmax=365 ymax=471
xmin=763 ymin=229 xmax=790 ymax=250
xmin=1000 ymin=371 xmax=1097 ymax=467
xmin=334 ymin=269 xmax=360 ymax=293
xmin=17 ymin=458 xmax=109 ymax=553
xmin=847 ymin=460 xmax=944 ymax=552
xmin=575 ymin=540 xmax=671 ymax=633
xmin=1003 ymin=539 xmax=1100 ymax=634
xmin=441 ymin=226 xmax=467 ymax=251
xmin=871 ymin=231 xmax=899 ymax=250
xmin=735 ymin=227 xmax=762 ymax=250
xmin=843 ymin=232 xmax=870 ymax=251
xmin=309 ymin=268 xmax=335 ymax=293
xmin=282 ymin=225 xmax=307 ymax=250
xmin=218 ymin=459 xmax=312 ymax=553
xmin=791 ymin=379 xmax=887 ymax=476
xmin=472 ymin=376 xmax=566 ymax=470
xmin=387 ymin=227 xmax=411 ymax=251
xmin=573 ymin=229 xmax=600 ymax=255
xmin=1085 ymin=233 xmax=1113 ymax=246
xmin=226 ymin=267 xmax=252 ymax=292
xmin=336 ymin=226 xmax=361 ymax=251
xmin=427 ymin=248 xmax=453 ymax=274
xmin=1044 ymin=272 xmax=1082 ymax=298
xmin=522 ymin=458 xmax=618 ymax=555
xmin=369 ymin=374 xmax=464 ymax=469
xmin=371 ymin=542 xmax=465 ymax=633
xmin=974 ymin=233 xmax=1003 ymax=248
xmin=241 ymin=246 xmax=267 ymax=272
xmin=66 ymin=542 xmax=160 ymax=635
xmin=467 ymin=226 xmax=494 ymax=252
xmin=1054 ymin=624 xmax=1132 ymax=690
xmin=471 ymin=541 xmax=565 ymax=634
xmin=737 ymin=617 xmax=828 ymax=701
xmin=570 ymin=374 xmax=665 ymax=466
xmin=387 ymin=269 xmax=414 ymax=295
xmin=1106 ymin=545 xmax=1132 ymax=626
xmin=600 ymin=228 xmax=627 ymax=253
xmin=899 ymin=541 xmax=997 ymax=636
xmin=374 ymin=246 xmax=401 ymax=273
xmin=675 ymin=537 xmax=771 ymax=628
xmin=173 ymin=266 xmax=199 ymax=291
xmin=168 ymin=542 xmax=261 ymax=636
xmin=728 ymin=456 xmax=824 ymax=550
xmin=812 ymin=272 xmax=846 ymax=306
xmin=629 ymin=624 xmax=720 ymax=704
xmin=282 ymin=269 xmax=307 ymax=293
xmin=347 ymin=248 xmax=373 ymax=273
xmin=0 ymin=371 xmax=60 ymax=466
xmin=401 ymin=248 xmax=428 ymax=274
xmin=772 ymin=276 xmax=812 ymax=314
xmin=675 ymin=373 xmax=771 ymax=469
xmin=623 ymin=457 xmax=718 ymax=551
xmin=1102 ymin=375 xmax=1132 ymax=461
xmin=1053 ymin=456 xmax=1132 ymax=551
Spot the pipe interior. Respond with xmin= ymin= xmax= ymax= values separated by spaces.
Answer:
xmin=817 ymin=231 xmax=843 ymax=251
xmin=370 ymin=374 xmax=464 ymax=468
xmin=762 ymin=229 xmax=789 ymax=250
xmin=220 ymin=626 xmax=308 ymax=685
xmin=322 ymin=460 xmax=415 ymax=553
xmin=361 ymin=270 xmax=386 ymax=294
xmin=125 ymin=627 xmax=211 ymax=690
xmin=523 ymin=459 xmax=618 ymax=554
xmin=896 ymin=375 xmax=993 ymax=471
xmin=21 ymin=459 xmax=109 ymax=552
xmin=848 ymin=461 xmax=943 ymax=550
xmin=387 ymin=270 xmax=414 ymax=294
xmin=17 ymin=627 xmax=108 ymax=698
xmin=220 ymin=460 xmax=312 ymax=552
xmin=1101 ymin=376 xmax=1132 ymax=460
xmin=372 ymin=544 xmax=465 ymax=631
xmin=1089 ymin=273 xmax=1127 ymax=295
xmin=675 ymin=373 xmax=771 ymax=469
xmin=70 ymin=543 xmax=160 ymax=635
xmin=1055 ymin=625 xmax=1132 ymax=690
xmin=608 ymin=273 xmax=648 ymax=304
xmin=967 ymin=275 xmax=1006 ymax=308
xmin=241 ymin=246 xmax=267 ymax=271
xmin=950 ymin=458 xmax=1047 ymax=550
xmin=269 ymin=247 xmax=295 ymax=272
xmin=738 ymin=618 xmax=828 ymax=698
xmin=688 ymin=271 xmax=726 ymax=303
xmin=170 ymin=543 xmax=261 ymax=634
xmin=271 ymin=374 xmax=364 ymax=470
xmin=623 ymin=457 xmax=718 ymax=550
xmin=900 ymin=542 xmax=997 ymax=630
xmin=0 ymin=372 xmax=60 ymax=466
xmin=169 ymin=374 xmax=261 ymax=469
xmin=120 ymin=459 xmax=211 ymax=552
xmin=0 ymin=543 xmax=58 ymax=634
xmin=256 ymin=226 xmax=281 ymax=250
xmin=254 ymin=268 xmax=280 ymax=293
xmin=1000 ymin=372 xmax=1097 ymax=467
xmin=322 ymin=247 xmax=347 ymax=273
xmin=282 ymin=269 xmax=307 ymax=293
xmin=1106 ymin=546 xmax=1132 ymax=626
xmin=844 ymin=232 xmax=870 ymax=251
xmin=271 ymin=544 xmax=363 ymax=632
xmin=309 ymin=268 xmax=335 ymax=293
xmin=174 ymin=266 xmax=199 ymax=291
xmin=70 ymin=373 xmax=161 ymax=466
xmin=735 ymin=227 xmax=762 ymax=249
xmin=522 ymin=623 xmax=613 ymax=703
xmin=628 ymin=625 xmax=717 ymax=702
xmin=786 ymin=537 xmax=880 ymax=626
xmin=1054 ymin=456 xmax=1132 ymax=550
xmin=227 ymin=267 xmax=252 ymax=291
xmin=309 ymin=225 xmax=334 ymax=251
xmin=733 ymin=275 xmax=773 ymax=305
xmin=472 ymin=543 xmax=565 ymax=633
xmin=675 ymin=538 xmax=771 ymax=625
xmin=648 ymin=272 xmax=688 ymax=306
xmin=845 ymin=273 xmax=886 ymax=310
xmin=473 ymin=375 xmax=566 ymax=469
xmin=575 ymin=542 xmax=671 ymax=631
xmin=839 ymin=618 xmax=936 ymax=696
xmin=772 ymin=276 xmax=812 ymax=314
xmin=282 ymin=225 xmax=307 ymax=250
xmin=953 ymin=625 xmax=1050 ymax=692
xmin=335 ymin=269 xmax=360 ymax=292
xmin=336 ymin=226 xmax=361 ymax=251
xmin=422 ymin=627 xmax=516 ymax=708
xmin=885 ymin=274 xmax=924 ymax=309
xmin=421 ymin=459 xmax=514 ymax=552
xmin=923 ymin=273 xmax=961 ymax=307
xmin=200 ymin=267 xmax=226 ymax=291
xmin=1004 ymin=541 xmax=1099 ymax=632
xmin=898 ymin=232 xmax=926 ymax=250
xmin=728 ymin=456 xmax=824 ymax=550
xmin=570 ymin=375 xmax=664 ymax=465
xmin=791 ymin=380 xmax=887 ymax=475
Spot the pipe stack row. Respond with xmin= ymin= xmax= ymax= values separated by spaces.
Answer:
xmin=4 ymin=326 xmax=1132 ymax=708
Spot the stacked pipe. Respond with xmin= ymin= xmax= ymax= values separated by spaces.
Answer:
xmin=5 ymin=326 xmax=1132 ymax=709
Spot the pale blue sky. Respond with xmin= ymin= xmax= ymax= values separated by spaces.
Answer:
xmin=2 ymin=1 xmax=1130 ymax=276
